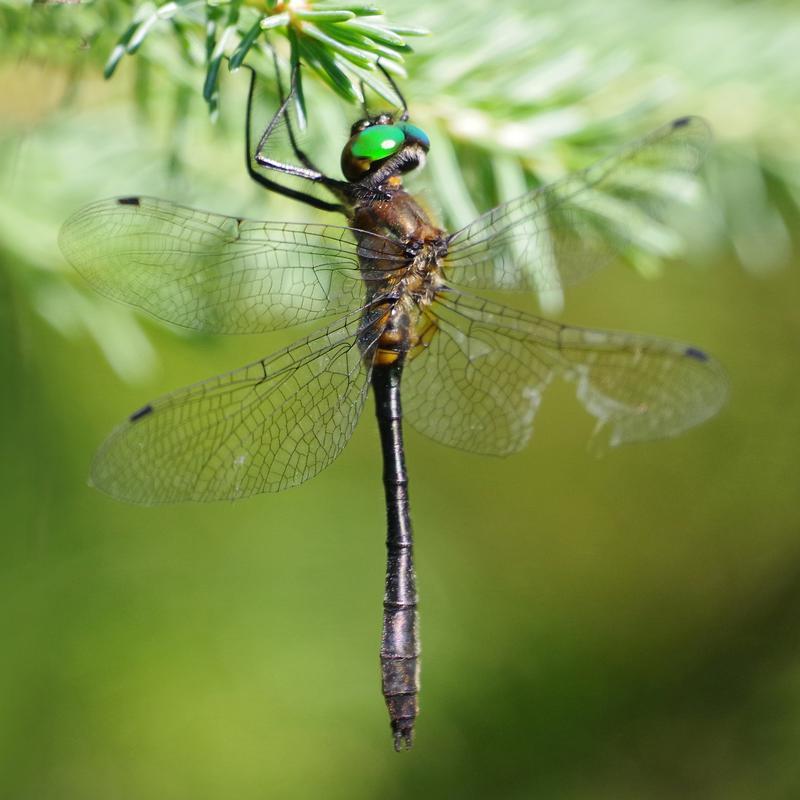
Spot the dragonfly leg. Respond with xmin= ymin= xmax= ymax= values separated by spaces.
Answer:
xmin=267 ymin=47 xmax=325 ymax=175
xmin=376 ymin=60 xmax=409 ymax=121
xmin=242 ymin=65 xmax=348 ymax=213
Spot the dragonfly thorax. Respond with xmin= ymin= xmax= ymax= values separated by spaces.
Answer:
xmin=366 ymin=235 xmax=447 ymax=367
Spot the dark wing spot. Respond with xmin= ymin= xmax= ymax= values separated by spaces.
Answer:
xmin=684 ymin=346 xmax=709 ymax=362
xmin=118 ymin=196 xmax=141 ymax=206
xmin=129 ymin=403 xmax=154 ymax=422
xmin=673 ymin=117 xmax=691 ymax=129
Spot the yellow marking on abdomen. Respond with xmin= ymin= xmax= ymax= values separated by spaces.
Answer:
xmin=375 ymin=348 xmax=402 ymax=366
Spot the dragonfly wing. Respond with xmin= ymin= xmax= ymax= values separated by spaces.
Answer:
xmin=91 ymin=307 xmax=384 ymax=504
xmin=403 ymin=295 xmax=554 ymax=456
xmin=444 ymin=117 xmax=711 ymax=293
xmin=60 ymin=196 xmax=404 ymax=333
xmin=404 ymin=290 xmax=727 ymax=455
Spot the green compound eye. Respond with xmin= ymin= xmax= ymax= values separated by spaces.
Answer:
xmin=397 ymin=123 xmax=430 ymax=150
xmin=350 ymin=125 xmax=405 ymax=160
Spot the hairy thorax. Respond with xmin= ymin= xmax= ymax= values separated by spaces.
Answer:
xmin=350 ymin=185 xmax=448 ymax=366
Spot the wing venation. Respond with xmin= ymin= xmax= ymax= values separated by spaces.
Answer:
xmin=445 ymin=117 xmax=711 ymax=293
xmin=91 ymin=307 xmax=385 ymax=503
xmin=60 ymin=196 xmax=405 ymax=333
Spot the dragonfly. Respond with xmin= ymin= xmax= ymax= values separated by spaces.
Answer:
xmin=59 ymin=64 xmax=727 ymax=751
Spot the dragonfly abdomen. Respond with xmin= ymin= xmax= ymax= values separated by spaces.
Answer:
xmin=381 ymin=538 xmax=420 ymax=751
xmin=375 ymin=304 xmax=411 ymax=366
xmin=372 ymin=361 xmax=420 ymax=750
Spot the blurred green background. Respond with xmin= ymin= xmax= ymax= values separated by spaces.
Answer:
xmin=2 ymin=1 xmax=800 ymax=798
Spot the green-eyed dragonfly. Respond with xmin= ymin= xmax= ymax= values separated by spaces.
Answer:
xmin=59 ymin=66 xmax=727 ymax=750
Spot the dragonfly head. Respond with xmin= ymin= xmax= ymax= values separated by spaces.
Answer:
xmin=340 ymin=114 xmax=430 ymax=184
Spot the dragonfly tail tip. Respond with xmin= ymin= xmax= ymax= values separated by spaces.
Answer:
xmin=392 ymin=723 xmax=415 ymax=751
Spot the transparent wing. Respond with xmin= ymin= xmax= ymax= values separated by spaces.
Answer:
xmin=59 ymin=196 xmax=405 ymax=333
xmin=91 ymin=307 xmax=385 ymax=504
xmin=404 ymin=290 xmax=727 ymax=455
xmin=444 ymin=117 xmax=711 ymax=293
xmin=404 ymin=298 xmax=554 ymax=456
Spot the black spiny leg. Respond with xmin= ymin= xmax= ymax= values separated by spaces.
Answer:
xmin=266 ymin=47 xmax=324 ymax=175
xmin=377 ymin=60 xmax=409 ymax=121
xmin=243 ymin=64 xmax=350 ymax=213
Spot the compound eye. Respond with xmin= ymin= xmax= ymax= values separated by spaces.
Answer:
xmin=350 ymin=125 xmax=405 ymax=161
xmin=397 ymin=122 xmax=430 ymax=151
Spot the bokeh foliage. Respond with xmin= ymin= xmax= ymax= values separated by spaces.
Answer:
xmin=1 ymin=1 xmax=800 ymax=798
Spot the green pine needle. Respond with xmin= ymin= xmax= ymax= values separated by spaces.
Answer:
xmin=99 ymin=0 xmax=426 ymax=111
